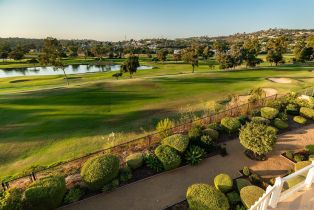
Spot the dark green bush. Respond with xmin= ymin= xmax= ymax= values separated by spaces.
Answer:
xmin=186 ymin=184 xmax=229 ymax=210
xmin=226 ymin=191 xmax=241 ymax=205
xmin=242 ymin=166 xmax=251 ymax=176
xmin=80 ymin=155 xmax=120 ymax=191
xmin=239 ymin=122 xmax=277 ymax=155
xmin=240 ymin=186 xmax=265 ymax=209
xmin=0 ymin=188 xmax=23 ymax=210
xmin=144 ymin=153 xmax=164 ymax=172
xmin=249 ymin=173 xmax=262 ymax=185
xmin=300 ymin=107 xmax=314 ymax=119
xmin=185 ymin=145 xmax=206 ymax=166
xmin=119 ymin=166 xmax=132 ymax=182
xmin=278 ymin=112 xmax=288 ymax=121
xmin=236 ymin=179 xmax=251 ymax=192
xmin=294 ymin=154 xmax=305 ymax=162
xmin=63 ymin=186 xmax=85 ymax=204
xmin=286 ymin=104 xmax=299 ymax=115
xmin=273 ymin=118 xmax=289 ymax=129
xmin=126 ymin=152 xmax=143 ymax=169
xmin=102 ymin=179 xmax=120 ymax=192
xmin=251 ymin=117 xmax=270 ymax=125
xmin=214 ymin=173 xmax=233 ymax=193
xmin=261 ymin=107 xmax=279 ymax=119
xmin=285 ymin=151 xmax=294 ymax=160
xmin=161 ymin=134 xmax=189 ymax=153
xmin=24 ymin=176 xmax=66 ymax=210
xmin=155 ymin=145 xmax=181 ymax=170
xmin=188 ymin=125 xmax=203 ymax=141
xmin=238 ymin=115 xmax=249 ymax=125
xmin=200 ymin=135 xmax=214 ymax=151
xmin=293 ymin=116 xmax=307 ymax=125
xmin=221 ymin=117 xmax=241 ymax=133
xmin=305 ymin=144 xmax=314 ymax=154
xmin=207 ymin=123 xmax=223 ymax=132
xmin=250 ymin=109 xmax=261 ymax=117
xmin=202 ymin=128 xmax=219 ymax=141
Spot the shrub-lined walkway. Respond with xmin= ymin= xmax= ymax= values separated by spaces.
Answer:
xmin=61 ymin=124 xmax=314 ymax=210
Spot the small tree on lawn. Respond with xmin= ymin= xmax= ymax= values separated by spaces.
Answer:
xmin=239 ymin=122 xmax=277 ymax=157
xmin=121 ymin=55 xmax=140 ymax=78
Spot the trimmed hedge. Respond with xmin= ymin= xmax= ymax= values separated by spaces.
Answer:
xmin=214 ymin=173 xmax=233 ymax=193
xmin=81 ymin=155 xmax=120 ymax=191
xmin=186 ymin=184 xmax=229 ymax=210
xmin=295 ymin=161 xmax=311 ymax=176
xmin=24 ymin=176 xmax=66 ymax=210
xmin=0 ymin=189 xmax=23 ymax=210
xmin=155 ymin=145 xmax=181 ymax=171
xmin=293 ymin=116 xmax=307 ymax=125
xmin=236 ymin=179 xmax=252 ymax=192
xmin=240 ymin=185 xmax=265 ymax=209
xmin=126 ymin=152 xmax=143 ymax=169
xmin=261 ymin=107 xmax=279 ymax=120
xmin=161 ymin=134 xmax=189 ymax=153
xmin=221 ymin=117 xmax=241 ymax=133
xmin=203 ymin=128 xmax=219 ymax=141
xmin=273 ymin=118 xmax=289 ymax=129
xmin=300 ymin=107 xmax=314 ymax=119
xmin=251 ymin=117 xmax=270 ymax=125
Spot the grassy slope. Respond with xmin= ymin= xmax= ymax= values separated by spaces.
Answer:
xmin=0 ymin=60 xmax=314 ymax=179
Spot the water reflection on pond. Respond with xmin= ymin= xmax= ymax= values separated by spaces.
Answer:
xmin=0 ymin=64 xmax=153 ymax=78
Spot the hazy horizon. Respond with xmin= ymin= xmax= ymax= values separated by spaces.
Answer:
xmin=1 ymin=0 xmax=314 ymax=41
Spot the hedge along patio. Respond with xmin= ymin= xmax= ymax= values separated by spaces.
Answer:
xmin=2 ymin=86 xmax=314 ymax=192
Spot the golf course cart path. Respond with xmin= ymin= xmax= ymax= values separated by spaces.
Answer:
xmin=60 ymin=124 xmax=314 ymax=210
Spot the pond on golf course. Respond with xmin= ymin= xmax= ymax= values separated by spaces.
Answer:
xmin=0 ymin=64 xmax=153 ymax=78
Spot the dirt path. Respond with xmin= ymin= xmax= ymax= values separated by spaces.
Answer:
xmin=61 ymin=124 xmax=314 ymax=210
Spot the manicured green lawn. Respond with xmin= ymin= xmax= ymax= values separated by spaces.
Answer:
xmin=0 ymin=59 xmax=314 ymax=179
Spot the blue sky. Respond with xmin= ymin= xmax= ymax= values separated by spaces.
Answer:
xmin=1 ymin=0 xmax=314 ymax=41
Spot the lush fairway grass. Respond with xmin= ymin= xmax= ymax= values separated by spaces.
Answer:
xmin=0 ymin=58 xmax=314 ymax=179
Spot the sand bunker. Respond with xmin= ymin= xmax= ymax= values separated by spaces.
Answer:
xmin=268 ymin=77 xmax=292 ymax=84
xmin=262 ymin=88 xmax=278 ymax=97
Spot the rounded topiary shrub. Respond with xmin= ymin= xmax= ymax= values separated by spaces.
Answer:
xmin=203 ymin=128 xmax=219 ymax=141
xmin=186 ymin=184 xmax=229 ymax=210
xmin=261 ymin=107 xmax=279 ymax=120
xmin=250 ymin=117 xmax=270 ymax=125
xmin=273 ymin=118 xmax=288 ymax=129
xmin=214 ymin=173 xmax=233 ymax=193
xmin=126 ymin=152 xmax=143 ymax=169
xmin=188 ymin=125 xmax=203 ymax=141
xmin=161 ymin=134 xmax=189 ymax=153
xmin=293 ymin=116 xmax=307 ymax=125
xmin=81 ymin=155 xmax=120 ymax=191
xmin=300 ymin=107 xmax=314 ymax=119
xmin=0 ymin=189 xmax=23 ymax=210
xmin=221 ymin=117 xmax=241 ymax=133
xmin=240 ymin=185 xmax=265 ymax=209
xmin=286 ymin=103 xmax=299 ymax=115
xmin=24 ymin=176 xmax=66 ymax=210
xmin=239 ymin=122 xmax=277 ymax=156
xmin=154 ymin=145 xmax=181 ymax=171
xmin=207 ymin=123 xmax=223 ymax=132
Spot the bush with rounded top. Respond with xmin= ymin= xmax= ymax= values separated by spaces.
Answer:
xmin=203 ymin=128 xmax=219 ymax=141
xmin=296 ymin=97 xmax=314 ymax=109
xmin=154 ymin=145 xmax=181 ymax=170
xmin=239 ymin=122 xmax=277 ymax=155
xmin=81 ymin=155 xmax=120 ymax=191
xmin=236 ymin=179 xmax=251 ymax=192
xmin=161 ymin=134 xmax=189 ymax=153
xmin=214 ymin=173 xmax=233 ymax=193
xmin=300 ymin=107 xmax=314 ymax=119
xmin=156 ymin=118 xmax=175 ymax=139
xmin=126 ymin=152 xmax=143 ymax=169
xmin=286 ymin=103 xmax=299 ymax=115
xmin=240 ymin=186 xmax=265 ymax=209
xmin=305 ymin=144 xmax=314 ymax=154
xmin=226 ymin=191 xmax=241 ymax=205
xmin=0 ymin=189 xmax=23 ymax=210
xmin=188 ymin=125 xmax=203 ymax=141
xmin=293 ymin=116 xmax=307 ymax=125
xmin=207 ymin=122 xmax=223 ymax=132
xmin=273 ymin=118 xmax=289 ymax=129
xmin=24 ymin=176 xmax=66 ymax=210
xmin=186 ymin=184 xmax=229 ymax=210
xmin=242 ymin=166 xmax=251 ymax=176
xmin=221 ymin=117 xmax=241 ymax=133
xmin=261 ymin=107 xmax=279 ymax=119
xmin=251 ymin=117 xmax=270 ymax=125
